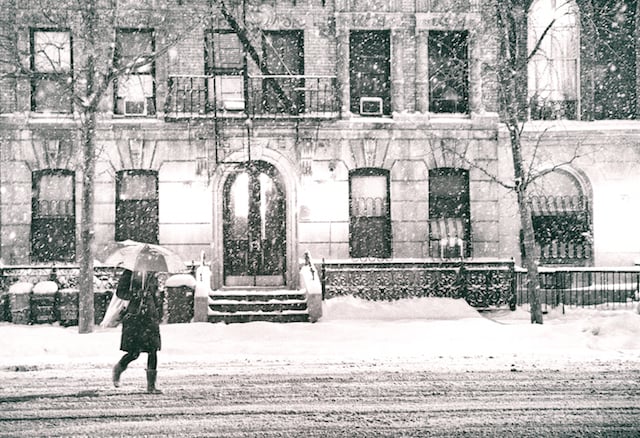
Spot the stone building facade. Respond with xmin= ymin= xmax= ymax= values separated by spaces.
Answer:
xmin=0 ymin=0 xmax=639 ymax=292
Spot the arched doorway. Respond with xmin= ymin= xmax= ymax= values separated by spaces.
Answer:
xmin=222 ymin=161 xmax=286 ymax=287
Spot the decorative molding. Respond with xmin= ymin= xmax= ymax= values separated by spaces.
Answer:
xmin=350 ymin=136 xmax=392 ymax=169
xmin=115 ymin=138 xmax=158 ymax=170
xmin=247 ymin=3 xmax=305 ymax=29
xmin=27 ymin=129 xmax=77 ymax=170
xmin=415 ymin=13 xmax=481 ymax=31
xmin=298 ymin=139 xmax=315 ymax=176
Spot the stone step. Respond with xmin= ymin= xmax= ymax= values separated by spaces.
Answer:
xmin=207 ymin=310 xmax=310 ymax=324
xmin=207 ymin=289 xmax=310 ymax=324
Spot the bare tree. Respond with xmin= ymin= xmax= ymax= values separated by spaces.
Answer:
xmin=0 ymin=0 xmax=208 ymax=332
xmin=0 ymin=0 xmax=296 ymax=332
xmin=492 ymin=0 xmax=629 ymax=323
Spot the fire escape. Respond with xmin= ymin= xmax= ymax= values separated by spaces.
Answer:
xmin=164 ymin=0 xmax=339 ymax=177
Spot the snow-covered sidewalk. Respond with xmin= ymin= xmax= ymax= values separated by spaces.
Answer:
xmin=1 ymin=297 xmax=639 ymax=372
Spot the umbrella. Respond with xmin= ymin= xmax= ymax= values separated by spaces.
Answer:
xmin=103 ymin=241 xmax=187 ymax=273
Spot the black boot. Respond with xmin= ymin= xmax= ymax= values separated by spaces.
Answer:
xmin=112 ymin=362 xmax=126 ymax=388
xmin=146 ymin=369 xmax=162 ymax=394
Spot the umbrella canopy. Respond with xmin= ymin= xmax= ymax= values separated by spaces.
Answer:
xmin=103 ymin=241 xmax=187 ymax=273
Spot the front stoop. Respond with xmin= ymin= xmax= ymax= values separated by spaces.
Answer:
xmin=207 ymin=289 xmax=310 ymax=323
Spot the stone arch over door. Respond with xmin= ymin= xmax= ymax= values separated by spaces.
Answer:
xmin=528 ymin=165 xmax=593 ymax=266
xmin=211 ymin=152 xmax=299 ymax=290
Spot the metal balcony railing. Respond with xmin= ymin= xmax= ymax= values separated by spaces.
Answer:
xmin=165 ymin=75 xmax=339 ymax=120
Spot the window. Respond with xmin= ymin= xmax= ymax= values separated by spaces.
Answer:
xmin=527 ymin=170 xmax=592 ymax=265
xmin=262 ymin=30 xmax=304 ymax=115
xmin=205 ymin=30 xmax=245 ymax=111
xmin=428 ymin=31 xmax=469 ymax=114
xmin=428 ymin=168 xmax=471 ymax=257
xmin=31 ymin=169 xmax=76 ymax=262
xmin=528 ymin=0 xmax=579 ymax=120
xmin=114 ymin=29 xmax=155 ymax=116
xmin=350 ymin=30 xmax=391 ymax=116
xmin=349 ymin=168 xmax=391 ymax=258
xmin=115 ymin=170 xmax=159 ymax=243
xmin=30 ymin=29 xmax=72 ymax=113
xmin=591 ymin=0 xmax=636 ymax=119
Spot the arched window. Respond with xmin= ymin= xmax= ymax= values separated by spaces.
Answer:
xmin=349 ymin=168 xmax=391 ymax=258
xmin=528 ymin=0 xmax=580 ymax=120
xmin=527 ymin=169 xmax=592 ymax=265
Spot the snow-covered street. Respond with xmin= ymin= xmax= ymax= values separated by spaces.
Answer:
xmin=1 ymin=297 xmax=640 ymax=436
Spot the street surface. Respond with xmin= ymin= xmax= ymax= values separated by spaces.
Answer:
xmin=1 ymin=360 xmax=639 ymax=437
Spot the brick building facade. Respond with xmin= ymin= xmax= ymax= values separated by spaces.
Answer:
xmin=0 ymin=0 xmax=639 ymax=292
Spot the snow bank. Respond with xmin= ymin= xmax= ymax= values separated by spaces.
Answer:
xmin=322 ymin=296 xmax=481 ymax=320
xmin=1 ymin=297 xmax=639 ymax=372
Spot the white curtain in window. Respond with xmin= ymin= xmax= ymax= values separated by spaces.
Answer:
xmin=119 ymin=173 xmax=156 ymax=200
xmin=351 ymin=175 xmax=387 ymax=217
xmin=528 ymin=0 xmax=579 ymax=101
xmin=34 ymin=31 xmax=71 ymax=73
xmin=117 ymin=75 xmax=153 ymax=100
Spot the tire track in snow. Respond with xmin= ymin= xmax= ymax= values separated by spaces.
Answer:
xmin=0 ymin=365 xmax=639 ymax=437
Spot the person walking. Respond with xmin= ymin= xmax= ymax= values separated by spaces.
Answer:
xmin=111 ymin=269 xmax=163 ymax=394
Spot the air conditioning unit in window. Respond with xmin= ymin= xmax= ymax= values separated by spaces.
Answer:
xmin=124 ymin=100 xmax=147 ymax=116
xmin=220 ymin=99 xmax=245 ymax=111
xmin=359 ymin=97 xmax=383 ymax=116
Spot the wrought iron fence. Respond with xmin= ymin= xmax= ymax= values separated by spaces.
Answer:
xmin=321 ymin=259 xmax=516 ymax=309
xmin=516 ymin=267 xmax=640 ymax=310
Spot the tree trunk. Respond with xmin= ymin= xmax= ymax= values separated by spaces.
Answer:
xmin=78 ymin=111 xmax=96 ymax=334
xmin=78 ymin=0 xmax=98 ymax=334
xmin=497 ymin=0 xmax=543 ymax=324
xmin=508 ymin=124 xmax=543 ymax=324
xmin=517 ymin=183 xmax=543 ymax=324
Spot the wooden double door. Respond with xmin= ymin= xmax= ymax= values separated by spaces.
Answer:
xmin=223 ymin=162 xmax=286 ymax=287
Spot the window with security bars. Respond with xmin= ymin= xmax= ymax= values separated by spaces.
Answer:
xmin=30 ymin=29 xmax=73 ymax=113
xmin=114 ymin=29 xmax=155 ymax=116
xmin=428 ymin=168 xmax=471 ymax=257
xmin=115 ymin=170 xmax=159 ymax=244
xmin=349 ymin=168 xmax=391 ymax=258
xmin=31 ymin=169 xmax=76 ymax=262
xmin=526 ymin=170 xmax=593 ymax=265
xmin=205 ymin=30 xmax=245 ymax=111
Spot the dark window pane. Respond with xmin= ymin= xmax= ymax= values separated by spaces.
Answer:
xmin=428 ymin=168 xmax=471 ymax=257
xmin=349 ymin=169 xmax=391 ymax=258
xmin=32 ymin=77 xmax=72 ymax=113
xmin=114 ymin=29 xmax=155 ymax=115
xmin=30 ymin=30 xmax=72 ymax=113
xmin=31 ymin=169 xmax=75 ymax=262
xmin=428 ymin=31 xmax=469 ymax=114
xmin=349 ymin=31 xmax=391 ymax=115
xmin=262 ymin=30 xmax=304 ymax=115
xmin=116 ymin=170 xmax=159 ymax=243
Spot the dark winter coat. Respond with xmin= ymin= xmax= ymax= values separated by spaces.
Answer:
xmin=116 ymin=269 xmax=162 ymax=353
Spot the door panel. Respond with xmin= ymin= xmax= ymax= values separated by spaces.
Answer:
xmin=223 ymin=163 xmax=286 ymax=287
